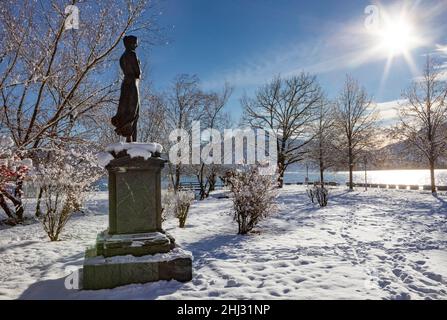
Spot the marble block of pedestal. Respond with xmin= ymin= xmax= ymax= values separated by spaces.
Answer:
xmin=83 ymin=247 xmax=193 ymax=290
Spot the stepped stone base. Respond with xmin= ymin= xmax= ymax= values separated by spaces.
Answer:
xmin=82 ymin=244 xmax=193 ymax=290
xmin=95 ymin=231 xmax=176 ymax=257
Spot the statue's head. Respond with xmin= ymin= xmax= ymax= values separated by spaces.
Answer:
xmin=123 ymin=35 xmax=138 ymax=50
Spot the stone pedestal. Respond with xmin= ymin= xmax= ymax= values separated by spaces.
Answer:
xmin=82 ymin=149 xmax=192 ymax=290
xmin=108 ymin=156 xmax=164 ymax=234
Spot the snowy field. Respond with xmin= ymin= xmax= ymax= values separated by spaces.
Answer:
xmin=0 ymin=186 xmax=446 ymax=300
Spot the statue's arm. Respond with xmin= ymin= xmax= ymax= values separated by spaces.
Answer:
xmin=132 ymin=52 xmax=141 ymax=79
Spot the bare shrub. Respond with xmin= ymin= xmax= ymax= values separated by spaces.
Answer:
xmin=228 ymin=167 xmax=277 ymax=235
xmin=307 ymin=184 xmax=329 ymax=207
xmin=162 ymin=189 xmax=195 ymax=228
xmin=314 ymin=185 xmax=329 ymax=207
xmin=161 ymin=189 xmax=172 ymax=222
xmin=41 ymin=186 xmax=77 ymax=241
xmin=174 ymin=191 xmax=195 ymax=228
xmin=306 ymin=187 xmax=315 ymax=204
xmin=35 ymin=146 xmax=103 ymax=241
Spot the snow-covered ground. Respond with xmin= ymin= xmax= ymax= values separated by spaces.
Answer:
xmin=0 ymin=186 xmax=446 ymax=300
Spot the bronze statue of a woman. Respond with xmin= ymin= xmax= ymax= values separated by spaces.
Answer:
xmin=111 ymin=35 xmax=141 ymax=142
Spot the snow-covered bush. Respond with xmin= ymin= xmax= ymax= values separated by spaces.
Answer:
xmin=161 ymin=189 xmax=175 ymax=222
xmin=306 ymin=187 xmax=315 ymax=204
xmin=0 ymin=136 xmax=34 ymax=224
xmin=161 ymin=189 xmax=195 ymax=227
xmin=40 ymin=185 xmax=78 ymax=241
xmin=227 ymin=167 xmax=277 ymax=235
xmin=314 ymin=185 xmax=329 ymax=207
xmin=174 ymin=190 xmax=195 ymax=228
xmin=34 ymin=146 xmax=103 ymax=240
xmin=307 ymin=184 xmax=329 ymax=207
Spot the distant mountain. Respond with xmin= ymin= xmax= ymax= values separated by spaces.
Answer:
xmin=372 ymin=140 xmax=447 ymax=170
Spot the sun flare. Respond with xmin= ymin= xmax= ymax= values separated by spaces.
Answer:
xmin=365 ymin=5 xmax=427 ymax=88
xmin=378 ymin=18 xmax=414 ymax=56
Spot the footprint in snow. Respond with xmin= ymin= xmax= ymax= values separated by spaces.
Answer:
xmin=208 ymin=291 xmax=220 ymax=297
xmin=225 ymin=279 xmax=240 ymax=288
xmin=378 ymin=279 xmax=391 ymax=288
xmin=269 ymin=291 xmax=280 ymax=297
xmin=192 ymin=278 xmax=204 ymax=286
xmin=293 ymin=277 xmax=306 ymax=284
xmin=274 ymin=262 xmax=289 ymax=268
xmin=392 ymin=292 xmax=411 ymax=300
xmin=423 ymin=272 xmax=443 ymax=283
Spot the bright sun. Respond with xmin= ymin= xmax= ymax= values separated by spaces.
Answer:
xmin=365 ymin=6 xmax=426 ymax=86
xmin=379 ymin=18 xmax=414 ymax=56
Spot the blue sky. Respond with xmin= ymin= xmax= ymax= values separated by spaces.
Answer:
xmin=145 ymin=0 xmax=447 ymax=123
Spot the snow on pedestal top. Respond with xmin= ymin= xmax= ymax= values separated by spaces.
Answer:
xmin=105 ymin=142 xmax=163 ymax=154
xmin=97 ymin=142 xmax=163 ymax=168
xmin=97 ymin=152 xmax=115 ymax=168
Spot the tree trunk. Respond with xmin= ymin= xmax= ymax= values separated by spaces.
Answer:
xmin=14 ymin=180 xmax=24 ymax=221
xmin=277 ymin=157 xmax=285 ymax=188
xmin=319 ymin=137 xmax=324 ymax=186
xmin=15 ymin=202 xmax=24 ymax=222
xmin=364 ymin=159 xmax=368 ymax=192
xmin=15 ymin=180 xmax=23 ymax=198
xmin=35 ymin=187 xmax=43 ymax=217
xmin=320 ymin=167 xmax=324 ymax=187
xmin=319 ymin=147 xmax=324 ymax=186
xmin=277 ymin=168 xmax=285 ymax=188
xmin=199 ymin=187 xmax=206 ymax=200
xmin=277 ymin=139 xmax=286 ymax=188
xmin=0 ymin=193 xmax=14 ymax=219
xmin=197 ymin=164 xmax=207 ymax=200
xmin=348 ymin=144 xmax=354 ymax=190
xmin=429 ymin=159 xmax=436 ymax=194
xmin=206 ymin=172 xmax=216 ymax=198
xmin=2 ymin=191 xmax=23 ymax=222
xmin=174 ymin=164 xmax=181 ymax=191
xmin=349 ymin=167 xmax=353 ymax=190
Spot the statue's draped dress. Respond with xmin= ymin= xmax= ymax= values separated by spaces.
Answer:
xmin=111 ymin=49 xmax=140 ymax=140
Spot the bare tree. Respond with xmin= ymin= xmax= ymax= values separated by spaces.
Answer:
xmin=164 ymin=74 xmax=206 ymax=191
xmin=138 ymin=90 xmax=167 ymax=143
xmin=0 ymin=0 xmax=160 ymax=150
xmin=242 ymin=73 xmax=324 ymax=187
xmin=395 ymin=57 xmax=447 ymax=194
xmin=0 ymin=0 xmax=161 ymax=220
xmin=307 ymin=99 xmax=335 ymax=186
xmin=193 ymin=84 xmax=232 ymax=199
xmin=333 ymin=75 xmax=378 ymax=190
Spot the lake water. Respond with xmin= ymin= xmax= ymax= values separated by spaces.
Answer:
xmin=90 ymin=169 xmax=447 ymax=192
xmin=284 ymin=169 xmax=447 ymax=186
